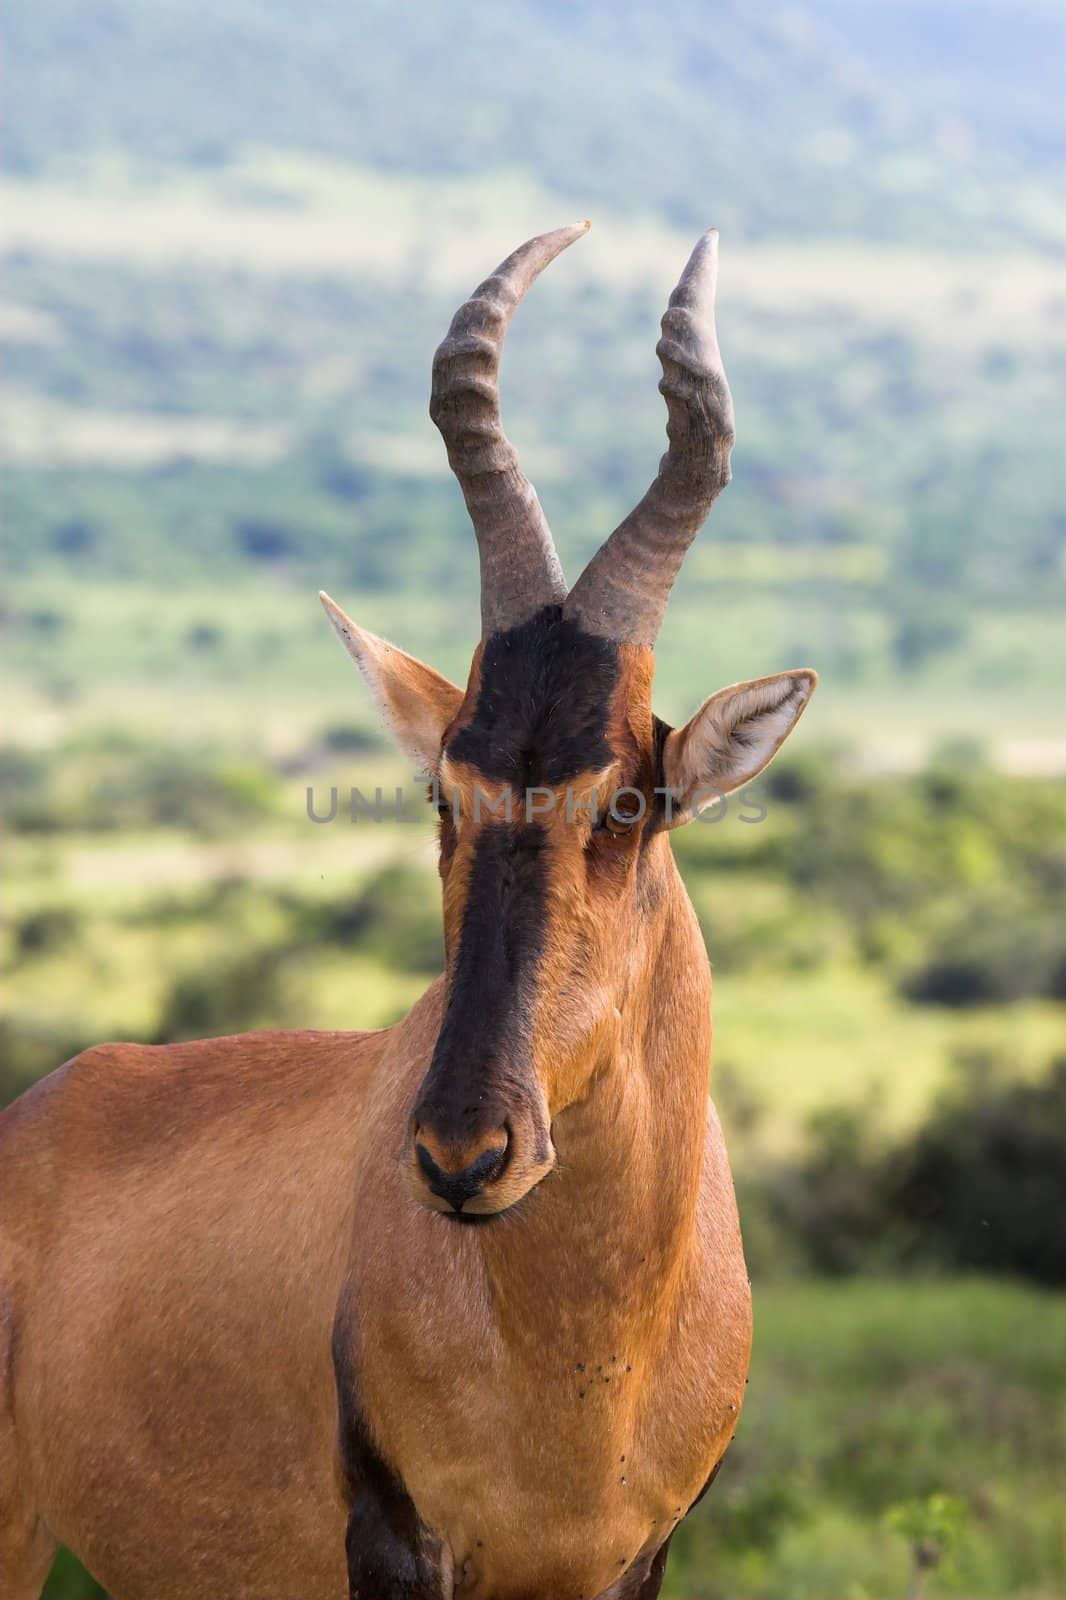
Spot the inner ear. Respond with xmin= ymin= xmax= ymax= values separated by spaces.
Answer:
xmin=661 ymin=669 xmax=816 ymax=827
xmin=320 ymin=592 xmax=464 ymax=773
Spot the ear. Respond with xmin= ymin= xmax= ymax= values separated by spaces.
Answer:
xmin=319 ymin=592 xmax=464 ymax=773
xmin=661 ymin=669 xmax=817 ymax=827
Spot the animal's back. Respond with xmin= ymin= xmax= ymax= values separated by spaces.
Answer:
xmin=0 ymin=1027 xmax=383 ymax=1599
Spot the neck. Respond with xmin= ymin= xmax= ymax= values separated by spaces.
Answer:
xmin=483 ymin=842 xmax=710 ymax=1324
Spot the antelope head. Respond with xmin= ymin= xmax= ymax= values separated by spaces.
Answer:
xmin=322 ymin=224 xmax=815 ymax=1221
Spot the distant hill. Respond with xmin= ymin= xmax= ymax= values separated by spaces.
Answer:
xmin=4 ymin=0 xmax=1063 ymax=248
xmin=3 ymin=0 xmax=1064 ymax=762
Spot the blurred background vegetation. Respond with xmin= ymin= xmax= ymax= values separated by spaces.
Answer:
xmin=2 ymin=1 xmax=1064 ymax=1596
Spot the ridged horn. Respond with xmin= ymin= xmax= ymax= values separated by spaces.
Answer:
xmin=564 ymin=229 xmax=734 ymax=646
xmin=430 ymin=222 xmax=589 ymax=637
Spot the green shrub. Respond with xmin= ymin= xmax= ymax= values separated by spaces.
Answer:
xmin=295 ymin=862 xmax=443 ymax=975
xmin=85 ymin=753 xmax=281 ymax=834
xmin=901 ymin=900 xmax=1066 ymax=1007
xmin=0 ymin=745 xmax=64 ymax=832
xmin=888 ymin=1056 xmax=1066 ymax=1284
xmin=14 ymin=905 xmax=81 ymax=959
xmin=2 ymin=739 xmax=284 ymax=836
xmin=0 ymin=1015 xmax=90 ymax=1108
xmin=322 ymin=720 xmax=382 ymax=753
xmin=155 ymin=946 xmax=303 ymax=1042
xmin=762 ymin=1102 xmax=904 ymax=1278
xmin=758 ymin=1054 xmax=1066 ymax=1286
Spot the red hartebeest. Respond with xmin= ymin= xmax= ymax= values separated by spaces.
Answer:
xmin=0 ymin=224 xmax=815 ymax=1600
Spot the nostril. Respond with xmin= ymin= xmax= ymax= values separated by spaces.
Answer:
xmin=414 ymin=1132 xmax=510 ymax=1213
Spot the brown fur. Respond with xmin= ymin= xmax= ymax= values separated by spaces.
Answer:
xmin=0 ymin=621 xmax=818 ymax=1599
xmin=1 ymin=224 xmax=819 ymax=1599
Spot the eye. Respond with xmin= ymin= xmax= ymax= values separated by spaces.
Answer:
xmin=429 ymin=783 xmax=461 ymax=823
xmin=593 ymin=794 xmax=645 ymax=838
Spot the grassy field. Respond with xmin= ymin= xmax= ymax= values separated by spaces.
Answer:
xmin=667 ymin=1279 xmax=1066 ymax=1600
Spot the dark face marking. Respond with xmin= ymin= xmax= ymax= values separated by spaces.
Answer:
xmin=447 ymin=605 xmax=621 ymax=787
xmin=417 ymin=610 xmax=655 ymax=1196
xmin=413 ymin=822 xmax=550 ymax=1152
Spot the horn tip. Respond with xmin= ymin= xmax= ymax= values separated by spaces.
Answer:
xmin=522 ymin=219 xmax=590 ymax=272
xmin=673 ymin=228 xmax=720 ymax=304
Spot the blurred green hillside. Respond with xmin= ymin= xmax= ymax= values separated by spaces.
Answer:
xmin=2 ymin=3 xmax=1065 ymax=1597
xmin=3 ymin=0 xmax=1065 ymax=767
xmin=6 ymin=0 xmax=1064 ymax=245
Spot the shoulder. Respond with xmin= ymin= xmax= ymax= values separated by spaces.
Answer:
xmin=1 ymin=1029 xmax=380 ymax=1176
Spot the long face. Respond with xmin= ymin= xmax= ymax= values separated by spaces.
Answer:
xmin=322 ymin=222 xmax=816 ymax=1222
xmin=409 ymin=607 xmax=665 ymax=1220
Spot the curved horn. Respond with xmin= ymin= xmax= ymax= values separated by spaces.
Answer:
xmin=564 ymin=229 xmax=734 ymax=646
xmin=430 ymin=222 xmax=589 ymax=637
